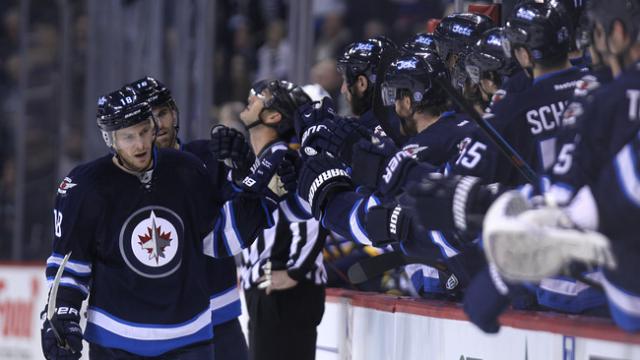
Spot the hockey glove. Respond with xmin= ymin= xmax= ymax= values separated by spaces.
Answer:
xmin=297 ymin=153 xmax=353 ymax=219
xmin=210 ymin=125 xmax=256 ymax=181
xmin=401 ymin=175 xmax=499 ymax=234
xmin=300 ymin=116 xmax=372 ymax=164
xmin=239 ymin=149 xmax=288 ymax=207
xmin=277 ymin=150 xmax=302 ymax=194
xmin=463 ymin=264 xmax=511 ymax=334
xmin=41 ymin=302 xmax=83 ymax=360
xmin=351 ymin=137 xmax=398 ymax=189
xmin=365 ymin=203 xmax=414 ymax=246
xmin=294 ymin=96 xmax=336 ymax=139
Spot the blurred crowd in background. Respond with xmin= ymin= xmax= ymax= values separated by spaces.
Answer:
xmin=0 ymin=0 xmax=482 ymax=263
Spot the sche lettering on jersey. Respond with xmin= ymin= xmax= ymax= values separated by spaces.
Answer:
xmin=526 ymin=100 xmax=568 ymax=135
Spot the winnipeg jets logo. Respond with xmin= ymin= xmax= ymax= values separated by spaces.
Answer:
xmin=57 ymin=177 xmax=77 ymax=195
xmin=120 ymin=206 xmax=184 ymax=278
xmin=396 ymin=59 xmax=417 ymax=70
xmin=137 ymin=211 xmax=173 ymax=264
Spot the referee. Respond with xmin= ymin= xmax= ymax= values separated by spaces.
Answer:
xmin=237 ymin=79 xmax=327 ymax=360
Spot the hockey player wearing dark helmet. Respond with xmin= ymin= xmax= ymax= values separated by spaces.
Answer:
xmin=41 ymin=84 xmax=281 ymax=359
xmin=130 ymin=76 xmax=252 ymax=360
xmin=464 ymin=27 xmax=520 ymax=108
xmin=402 ymin=32 xmax=438 ymax=55
xmin=502 ymin=0 xmax=573 ymax=77
xmin=96 ymin=86 xmax=157 ymax=174
xmin=337 ymin=38 xmax=397 ymax=117
xmin=129 ymin=77 xmax=179 ymax=149
xmin=381 ymin=52 xmax=450 ymax=137
xmin=433 ymin=13 xmax=495 ymax=91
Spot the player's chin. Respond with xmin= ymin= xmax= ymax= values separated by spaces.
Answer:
xmin=131 ymin=152 xmax=152 ymax=170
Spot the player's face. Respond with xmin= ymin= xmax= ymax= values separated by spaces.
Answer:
xmin=152 ymin=105 xmax=177 ymax=149
xmin=394 ymin=95 xmax=412 ymax=119
xmin=113 ymin=119 xmax=155 ymax=172
xmin=240 ymin=91 xmax=267 ymax=127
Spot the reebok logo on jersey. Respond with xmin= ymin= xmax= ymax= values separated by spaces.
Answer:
xmin=57 ymin=177 xmax=78 ymax=195
xmin=553 ymin=81 xmax=578 ymax=91
xmin=308 ymin=169 xmax=350 ymax=207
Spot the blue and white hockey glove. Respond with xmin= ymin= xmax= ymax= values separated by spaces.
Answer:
xmin=41 ymin=302 xmax=83 ymax=360
xmin=351 ymin=137 xmax=398 ymax=189
xmin=210 ymin=125 xmax=256 ymax=181
xmin=297 ymin=153 xmax=353 ymax=219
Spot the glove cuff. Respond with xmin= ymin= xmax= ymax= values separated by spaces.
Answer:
xmin=452 ymin=176 xmax=481 ymax=231
xmin=307 ymin=169 xmax=353 ymax=219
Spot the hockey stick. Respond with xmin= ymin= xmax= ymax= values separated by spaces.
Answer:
xmin=433 ymin=77 xmax=541 ymax=187
xmin=47 ymin=252 xmax=75 ymax=352
xmin=348 ymin=251 xmax=460 ymax=291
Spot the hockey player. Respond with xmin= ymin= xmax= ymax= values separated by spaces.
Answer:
xmin=433 ymin=12 xmax=495 ymax=112
xmin=41 ymin=87 xmax=280 ymax=359
xmin=129 ymin=77 xmax=249 ymax=360
xmin=464 ymin=27 xmax=520 ymax=110
xmin=337 ymin=37 xmax=402 ymax=139
xmin=401 ymin=32 xmax=438 ymax=54
xmin=292 ymin=52 xmax=484 ymax=296
xmin=237 ymin=79 xmax=327 ymax=360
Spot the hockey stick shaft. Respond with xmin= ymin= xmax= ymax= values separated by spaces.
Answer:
xmin=434 ymin=77 xmax=540 ymax=186
xmin=348 ymin=251 xmax=448 ymax=284
xmin=47 ymin=252 xmax=74 ymax=351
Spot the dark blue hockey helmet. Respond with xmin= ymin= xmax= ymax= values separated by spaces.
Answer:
xmin=97 ymin=86 xmax=154 ymax=147
xmin=129 ymin=76 xmax=174 ymax=109
xmin=503 ymin=1 xmax=572 ymax=63
xmin=337 ymin=37 xmax=397 ymax=87
xmin=381 ymin=51 xmax=449 ymax=109
xmin=465 ymin=27 xmax=520 ymax=84
xmin=433 ymin=13 xmax=495 ymax=89
xmin=402 ymin=32 xmax=438 ymax=54
xmin=129 ymin=76 xmax=179 ymax=130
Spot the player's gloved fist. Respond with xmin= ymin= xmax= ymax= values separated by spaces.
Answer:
xmin=239 ymin=149 xmax=287 ymax=205
xmin=210 ymin=125 xmax=256 ymax=181
xmin=41 ymin=305 xmax=83 ymax=360
xmin=277 ymin=150 xmax=302 ymax=194
xmin=294 ymin=96 xmax=336 ymax=139
xmin=300 ymin=117 xmax=372 ymax=164
xmin=463 ymin=264 xmax=511 ymax=334
xmin=365 ymin=203 xmax=414 ymax=246
xmin=377 ymin=149 xmax=421 ymax=200
xmin=298 ymin=153 xmax=353 ymax=219
xmin=351 ymin=137 xmax=398 ymax=189
xmin=401 ymin=175 xmax=499 ymax=234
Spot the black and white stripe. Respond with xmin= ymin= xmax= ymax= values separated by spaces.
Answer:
xmin=240 ymin=208 xmax=327 ymax=289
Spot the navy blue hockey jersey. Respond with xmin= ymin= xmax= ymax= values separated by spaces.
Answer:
xmin=453 ymin=67 xmax=587 ymax=186
xmin=46 ymin=149 xmax=272 ymax=356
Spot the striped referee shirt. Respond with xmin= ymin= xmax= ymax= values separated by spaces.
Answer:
xmin=240 ymin=141 xmax=327 ymax=289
